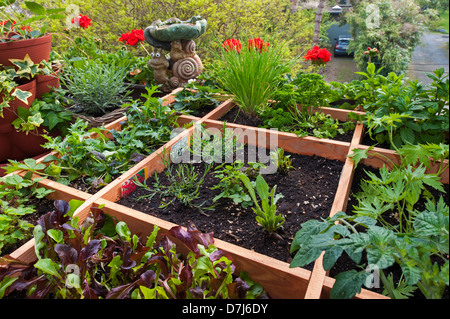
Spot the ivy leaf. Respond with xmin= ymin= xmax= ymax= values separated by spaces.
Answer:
xmin=11 ymin=89 xmax=33 ymax=105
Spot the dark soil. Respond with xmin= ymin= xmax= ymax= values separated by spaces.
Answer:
xmin=329 ymin=163 xmax=450 ymax=299
xmin=189 ymin=103 xmax=218 ymax=118
xmin=1 ymin=197 xmax=55 ymax=257
xmin=219 ymin=105 xmax=354 ymax=143
xmin=219 ymin=105 xmax=264 ymax=127
xmin=118 ymin=145 xmax=345 ymax=270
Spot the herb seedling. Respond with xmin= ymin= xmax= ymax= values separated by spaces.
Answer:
xmin=239 ymin=174 xmax=285 ymax=233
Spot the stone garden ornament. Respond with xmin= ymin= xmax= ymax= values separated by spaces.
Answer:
xmin=144 ymin=16 xmax=206 ymax=92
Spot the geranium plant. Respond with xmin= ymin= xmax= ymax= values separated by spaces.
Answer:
xmin=118 ymin=29 xmax=153 ymax=84
xmin=303 ymin=45 xmax=331 ymax=71
xmin=0 ymin=0 xmax=66 ymax=42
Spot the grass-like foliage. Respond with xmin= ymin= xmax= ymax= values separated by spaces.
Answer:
xmin=60 ymin=59 xmax=132 ymax=116
xmin=212 ymin=32 xmax=294 ymax=117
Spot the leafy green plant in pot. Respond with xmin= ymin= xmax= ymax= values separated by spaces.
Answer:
xmin=0 ymin=0 xmax=66 ymax=67
xmin=0 ymin=54 xmax=54 ymax=163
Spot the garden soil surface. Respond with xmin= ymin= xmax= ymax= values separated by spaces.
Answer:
xmin=118 ymin=145 xmax=345 ymax=270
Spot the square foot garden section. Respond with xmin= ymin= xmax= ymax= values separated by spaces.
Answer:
xmin=117 ymin=144 xmax=344 ymax=269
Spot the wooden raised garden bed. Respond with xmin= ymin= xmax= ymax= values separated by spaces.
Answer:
xmin=4 ymin=96 xmax=448 ymax=299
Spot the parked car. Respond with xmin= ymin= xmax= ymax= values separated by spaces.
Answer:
xmin=334 ymin=35 xmax=354 ymax=57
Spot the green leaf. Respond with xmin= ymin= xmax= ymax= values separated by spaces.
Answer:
xmin=290 ymin=244 xmax=323 ymax=268
xmin=11 ymin=89 xmax=33 ymax=105
xmin=330 ymin=270 xmax=368 ymax=299
xmin=414 ymin=210 xmax=448 ymax=237
xmin=116 ymin=221 xmax=131 ymax=242
xmin=348 ymin=147 xmax=372 ymax=168
xmin=47 ymin=229 xmax=64 ymax=244
xmin=323 ymin=246 xmax=344 ymax=271
xmin=0 ymin=276 xmax=18 ymax=299
xmin=25 ymin=1 xmax=46 ymax=15
xmin=34 ymin=258 xmax=62 ymax=280
xmin=399 ymin=127 xmax=415 ymax=145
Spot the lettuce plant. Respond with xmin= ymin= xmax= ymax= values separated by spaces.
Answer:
xmin=0 ymin=200 xmax=267 ymax=299
xmin=0 ymin=171 xmax=54 ymax=255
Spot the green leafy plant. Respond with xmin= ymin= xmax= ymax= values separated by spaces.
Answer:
xmin=0 ymin=170 xmax=54 ymax=255
xmin=59 ymin=59 xmax=132 ymax=116
xmin=363 ymin=68 xmax=449 ymax=148
xmin=239 ymin=174 xmax=284 ymax=233
xmin=13 ymin=90 xmax=73 ymax=135
xmin=212 ymin=161 xmax=266 ymax=209
xmin=260 ymin=104 xmax=354 ymax=139
xmin=0 ymin=0 xmax=66 ymax=42
xmin=273 ymin=72 xmax=338 ymax=108
xmin=172 ymin=81 xmax=221 ymax=115
xmin=348 ymin=141 xmax=448 ymax=233
xmin=190 ymin=122 xmax=243 ymax=164
xmin=289 ymin=199 xmax=449 ymax=299
xmin=338 ymin=64 xmax=449 ymax=149
xmin=0 ymin=200 xmax=267 ymax=299
xmin=270 ymin=147 xmax=294 ymax=174
xmin=0 ymin=54 xmax=52 ymax=125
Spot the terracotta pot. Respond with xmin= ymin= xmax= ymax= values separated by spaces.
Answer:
xmin=36 ymin=64 xmax=61 ymax=99
xmin=0 ymin=79 xmax=37 ymax=163
xmin=0 ymin=34 xmax=52 ymax=67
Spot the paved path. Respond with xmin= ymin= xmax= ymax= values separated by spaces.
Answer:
xmin=406 ymin=31 xmax=449 ymax=86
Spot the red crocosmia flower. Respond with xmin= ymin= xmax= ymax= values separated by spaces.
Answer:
xmin=222 ymin=38 xmax=242 ymax=53
xmin=118 ymin=29 xmax=145 ymax=47
xmin=20 ymin=25 xmax=31 ymax=32
xmin=72 ymin=14 xmax=91 ymax=29
xmin=304 ymin=46 xmax=331 ymax=65
xmin=248 ymin=37 xmax=270 ymax=53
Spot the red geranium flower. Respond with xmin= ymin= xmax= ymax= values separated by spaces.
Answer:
xmin=304 ymin=46 xmax=331 ymax=65
xmin=222 ymin=38 xmax=242 ymax=53
xmin=71 ymin=14 xmax=91 ymax=29
xmin=119 ymin=29 xmax=145 ymax=47
xmin=248 ymin=37 xmax=270 ymax=53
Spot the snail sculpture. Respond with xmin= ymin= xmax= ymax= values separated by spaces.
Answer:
xmin=144 ymin=16 xmax=206 ymax=92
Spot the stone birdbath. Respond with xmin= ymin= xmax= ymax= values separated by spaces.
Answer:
xmin=144 ymin=16 xmax=207 ymax=92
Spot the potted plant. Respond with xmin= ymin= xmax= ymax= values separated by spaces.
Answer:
xmin=0 ymin=53 xmax=53 ymax=163
xmin=0 ymin=1 xmax=67 ymax=66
